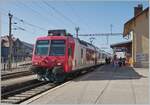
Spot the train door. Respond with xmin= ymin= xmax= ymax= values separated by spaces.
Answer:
xmin=81 ymin=48 xmax=83 ymax=65
xmin=95 ymin=51 xmax=97 ymax=64
xmin=68 ymin=46 xmax=73 ymax=71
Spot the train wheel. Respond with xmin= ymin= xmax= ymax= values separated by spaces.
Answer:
xmin=51 ymin=67 xmax=66 ymax=83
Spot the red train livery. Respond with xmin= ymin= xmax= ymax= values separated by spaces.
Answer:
xmin=31 ymin=29 xmax=108 ymax=83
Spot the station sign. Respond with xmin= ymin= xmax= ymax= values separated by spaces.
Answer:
xmin=114 ymin=47 xmax=127 ymax=52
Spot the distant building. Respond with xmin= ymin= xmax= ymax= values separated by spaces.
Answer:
xmin=123 ymin=4 xmax=149 ymax=68
xmin=1 ymin=35 xmax=33 ymax=62
xmin=110 ymin=41 xmax=132 ymax=63
xmin=110 ymin=4 xmax=149 ymax=68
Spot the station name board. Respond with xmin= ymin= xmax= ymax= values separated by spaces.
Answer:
xmin=114 ymin=47 xmax=127 ymax=52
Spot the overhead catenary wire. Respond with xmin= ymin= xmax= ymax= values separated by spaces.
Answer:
xmin=78 ymin=33 xmax=123 ymax=36
xmin=13 ymin=16 xmax=47 ymax=31
xmin=34 ymin=1 xmax=68 ymax=28
xmin=17 ymin=1 xmax=44 ymax=18
xmin=16 ymin=1 xmax=58 ymax=28
xmin=1 ymin=3 xmax=81 ymax=35
xmin=13 ymin=25 xmax=43 ymax=36
xmin=1 ymin=16 xmax=41 ymax=36
xmin=0 ymin=8 xmax=48 ymax=31
xmin=17 ymin=0 xmax=79 ymax=31
xmin=13 ymin=25 xmax=26 ymax=31
xmin=42 ymin=1 xmax=77 ymax=27
xmin=64 ymin=1 xmax=94 ymax=33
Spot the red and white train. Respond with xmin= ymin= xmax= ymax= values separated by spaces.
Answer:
xmin=31 ymin=29 xmax=110 ymax=83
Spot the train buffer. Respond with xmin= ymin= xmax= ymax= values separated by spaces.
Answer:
xmin=22 ymin=65 xmax=148 ymax=104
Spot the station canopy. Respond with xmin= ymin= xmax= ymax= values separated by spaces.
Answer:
xmin=110 ymin=41 xmax=132 ymax=52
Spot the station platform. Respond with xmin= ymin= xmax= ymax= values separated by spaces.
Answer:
xmin=23 ymin=64 xmax=149 ymax=104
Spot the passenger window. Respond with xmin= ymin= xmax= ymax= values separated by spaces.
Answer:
xmin=99 ymin=53 xmax=101 ymax=59
xmin=68 ymin=48 xmax=72 ymax=56
xmin=81 ymin=49 xmax=83 ymax=58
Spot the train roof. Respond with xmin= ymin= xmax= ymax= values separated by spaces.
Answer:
xmin=78 ymin=39 xmax=88 ymax=46
xmin=46 ymin=29 xmax=104 ymax=51
xmin=36 ymin=35 xmax=67 ymax=40
xmin=36 ymin=29 xmax=104 ymax=52
xmin=77 ymin=38 xmax=97 ymax=50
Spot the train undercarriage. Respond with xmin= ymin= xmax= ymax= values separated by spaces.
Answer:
xmin=30 ymin=64 xmax=102 ymax=83
xmin=30 ymin=66 xmax=66 ymax=83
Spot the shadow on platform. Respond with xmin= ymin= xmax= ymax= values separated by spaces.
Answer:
xmin=74 ymin=64 xmax=147 ymax=82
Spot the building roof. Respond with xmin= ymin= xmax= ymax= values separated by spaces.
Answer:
xmin=110 ymin=41 xmax=132 ymax=48
xmin=1 ymin=35 xmax=33 ymax=48
xmin=1 ymin=35 xmax=19 ymax=47
xmin=123 ymin=7 xmax=149 ymax=36
xmin=22 ymin=41 xmax=33 ymax=49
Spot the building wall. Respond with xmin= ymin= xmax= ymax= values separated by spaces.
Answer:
xmin=1 ymin=47 xmax=9 ymax=59
xmin=132 ymin=10 xmax=149 ymax=68
xmin=1 ymin=37 xmax=33 ymax=63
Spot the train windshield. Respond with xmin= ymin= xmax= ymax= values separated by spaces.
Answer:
xmin=49 ymin=40 xmax=65 ymax=56
xmin=35 ymin=40 xmax=49 ymax=55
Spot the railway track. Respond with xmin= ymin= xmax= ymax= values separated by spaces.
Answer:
xmin=1 ymin=70 xmax=33 ymax=80
xmin=1 ymin=64 xmax=103 ymax=104
xmin=1 ymin=79 xmax=38 ymax=94
xmin=1 ymin=81 xmax=57 ymax=104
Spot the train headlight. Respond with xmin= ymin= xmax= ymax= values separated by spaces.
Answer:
xmin=34 ymin=62 xmax=38 ymax=65
xmin=57 ymin=62 xmax=62 ymax=66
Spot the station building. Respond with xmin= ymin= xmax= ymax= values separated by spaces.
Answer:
xmin=111 ymin=4 xmax=149 ymax=68
xmin=1 ymin=35 xmax=33 ymax=63
xmin=110 ymin=41 xmax=132 ymax=66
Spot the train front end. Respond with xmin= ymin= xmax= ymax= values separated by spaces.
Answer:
xmin=31 ymin=36 xmax=67 ymax=83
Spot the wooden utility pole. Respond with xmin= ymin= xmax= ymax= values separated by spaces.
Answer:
xmin=8 ymin=13 xmax=13 ymax=71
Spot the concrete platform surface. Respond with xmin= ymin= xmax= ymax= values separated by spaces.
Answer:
xmin=23 ymin=65 xmax=149 ymax=104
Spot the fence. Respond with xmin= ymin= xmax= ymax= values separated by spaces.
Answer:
xmin=1 ymin=56 xmax=32 ymax=71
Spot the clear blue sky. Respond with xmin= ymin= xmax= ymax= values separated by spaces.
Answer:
xmin=0 ymin=0 xmax=149 ymax=53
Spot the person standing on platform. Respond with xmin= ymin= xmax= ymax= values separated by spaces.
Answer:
xmin=105 ymin=57 xmax=108 ymax=64
xmin=122 ymin=58 xmax=126 ymax=66
xmin=108 ymin=57 xmax=111 ymax=64
xmin=113 ymin=55 xmax=118 ymax=67
xmin=118 ymin=57 xmax=122 ymax=67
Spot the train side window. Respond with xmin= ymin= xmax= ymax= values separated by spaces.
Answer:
xmin=81 ymin=48 xmax=83 ymax=58
xmin=99 ymin=53 xmax=101 ymax=59
xmin=68 ymin=48 xmax=72 ymax=56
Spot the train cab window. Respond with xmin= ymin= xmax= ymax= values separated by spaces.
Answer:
xmin=35 ymin=40 xmax=49 ymax=55
xmin=50 ymin=40 xmax=66 ymax=56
